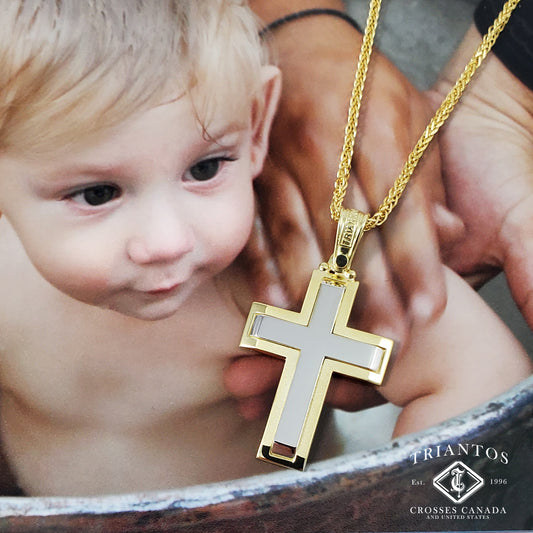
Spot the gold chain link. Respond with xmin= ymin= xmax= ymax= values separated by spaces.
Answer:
xmin=330 ymin=0 xmax=522 ymax=230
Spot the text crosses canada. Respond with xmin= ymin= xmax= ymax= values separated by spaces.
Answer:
xmin=240 ymin=269 xmax=393 ymax=470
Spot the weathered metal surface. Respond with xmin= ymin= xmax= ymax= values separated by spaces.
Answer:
xmin=0 ymin=376 xmax=531 ymax=532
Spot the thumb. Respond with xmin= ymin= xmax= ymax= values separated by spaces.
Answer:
xmin=500 ymin=190 xmax=533 ymax=329
xmin=432 ymin=203 xmax=465 ymax=258
xmin=502 ymin=225 xmax=533 ymax=331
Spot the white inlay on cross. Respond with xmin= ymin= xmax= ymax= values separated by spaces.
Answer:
xmin=252 ymin=281 xmax=383 ymax=449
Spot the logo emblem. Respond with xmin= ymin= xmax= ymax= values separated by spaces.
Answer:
xmin=433 ymin=460 xmax=484 ymax=503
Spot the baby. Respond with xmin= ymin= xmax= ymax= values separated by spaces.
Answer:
xmin=0 ymin=0 xmax=530 ymax=496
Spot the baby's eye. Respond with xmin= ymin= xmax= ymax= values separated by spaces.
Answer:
xmin=69 ymin=184 xmax=121 ymax=206
xmin=186 ymin=157 xmax=235 ymax=182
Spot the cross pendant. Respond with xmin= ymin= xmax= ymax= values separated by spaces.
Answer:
xmin=240 ymin=209 xmax=394 ymax=470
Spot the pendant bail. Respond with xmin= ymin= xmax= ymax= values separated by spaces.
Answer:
xmin=328 ymin=208 xmax=368 ymax=276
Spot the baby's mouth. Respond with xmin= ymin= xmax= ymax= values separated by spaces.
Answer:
xmin=143 ymin=281 xmax=182 ymax=295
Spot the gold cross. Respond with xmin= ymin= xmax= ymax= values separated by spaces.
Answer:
xmin=240 ymin=266 xmax=393 ymax=470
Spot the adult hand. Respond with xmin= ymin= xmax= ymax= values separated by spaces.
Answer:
xmin=229 ymin=2 xmax=463 ymax=419
xmin=431 ymin=25 xmax=533 ymax=328
xmin=252 ymin=11 xmax=454 ymax=321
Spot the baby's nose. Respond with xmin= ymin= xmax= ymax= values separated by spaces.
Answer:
xmin=126 ymin=205 xmax=194 ymax=265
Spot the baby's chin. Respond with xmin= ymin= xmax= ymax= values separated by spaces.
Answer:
xmin=113 ymin=305 xmax=178 ymax=321
xmin=104 ymin=300 xmax=183 ymax=321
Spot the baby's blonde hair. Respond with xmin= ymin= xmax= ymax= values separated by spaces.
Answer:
xmin=0 ymin=0 xmax=267 ymax=155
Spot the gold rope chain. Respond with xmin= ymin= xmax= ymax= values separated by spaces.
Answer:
xmin=330 ymin=0 xmax=522 ymax=229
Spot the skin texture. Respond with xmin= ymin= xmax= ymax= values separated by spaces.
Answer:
xmin=432 ymin=25 xmax=533 ymax=329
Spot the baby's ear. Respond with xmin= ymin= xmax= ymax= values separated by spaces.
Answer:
xmin=249 ymin=65 xmax=281 ymax=178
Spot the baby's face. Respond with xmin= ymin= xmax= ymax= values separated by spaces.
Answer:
xmin=0 ymin=96 xmax=259 ymax=320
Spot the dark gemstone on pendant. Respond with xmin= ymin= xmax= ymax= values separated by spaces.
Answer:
xmin=336 ymin=255 xmax=348 ymax=268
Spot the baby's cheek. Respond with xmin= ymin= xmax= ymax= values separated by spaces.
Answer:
xmin=209 ymin=211 xmax=254 ymax=269
xmin=34 ymin=248 xmax=112 ymax=305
